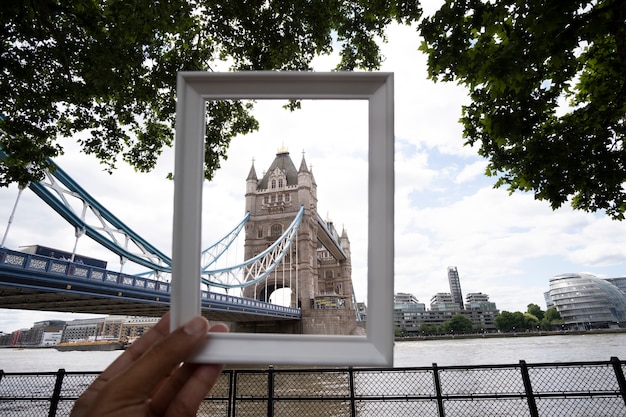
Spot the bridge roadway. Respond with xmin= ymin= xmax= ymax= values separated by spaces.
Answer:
xmin=0 ymin=248 xmax=301 ymax=323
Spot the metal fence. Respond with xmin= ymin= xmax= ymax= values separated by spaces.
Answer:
xmin=1 ymin=357 xmax=625 ymax=416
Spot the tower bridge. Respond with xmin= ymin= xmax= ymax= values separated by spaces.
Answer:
xmin=0 ymin=148 xmax=363 ymax=335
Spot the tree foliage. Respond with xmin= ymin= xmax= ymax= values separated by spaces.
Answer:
xmin=544 ymin=306 xmax=562 ymax=322
xmin=494 ymin=310 xmax=534 ymax=332
xmin=495 ymin=305 xmax=563 ymax=331
xmin=420 ymin=0 xmax=626 ymax=219
xmin=0 ymin=0 xmax=421 ymax=186
xmin=527 ymin=303 xmax=544 ymax=320
xmin=441 ymin=314 xmax=474 ymax=333
xmin=420 ymin=323 xmax=439 ymax=335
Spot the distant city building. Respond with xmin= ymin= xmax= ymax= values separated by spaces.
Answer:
xmin=394 ymin=267 xmax=499 ymax=334
xmin=40 ymin=331 xmax=63 ymax=347
xmin=101 ymin=316 xmax=126 ymax=340
xmin=607 ymin=277 xmax=626 ymax=294
xmin=61 ymin=318 xmax=104 ymax=343
xmin=547 ymin=273 xmax=626 ymax=330
xmin=0 ymin=315 xmax=161 ymax=347
xmin=0 ymin=329 xmax=25 ymax=347
xmin=66 ymin=316 xmax=160 ymax=342
xmin=430 ymin=293 xmax=459 ymax=311
xmin=0 ymin=320 xmax=65 ymax=347
xmin=465 ymin=293 xmax=498 ymax=312
xmin=447 ymin=266 xmax=464 ymax=309
xmin=30 ymin=320 xmax=65 ymax=347
xmin=395 ymin=293 xmax=498 ymax=335
xmin=120 ymin=316 xmax=160 ymax=342
xmin=395 ymin=292 xmax=422 ymax=305
xmin=394 ymin=293 xmax=426 ymax=331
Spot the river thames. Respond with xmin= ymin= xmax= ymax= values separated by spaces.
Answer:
xmin=1 ymin=332 xmax=625 ymax=372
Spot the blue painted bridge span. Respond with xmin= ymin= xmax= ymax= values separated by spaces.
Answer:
xmin=0 ymin=248 xmax=301 ymax=322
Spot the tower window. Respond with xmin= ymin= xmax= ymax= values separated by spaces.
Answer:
xmin=270 ymin=224 xmax=282 ymax=237
xmin=257 ymin=228 xmax=264 ymax=238
xmin=278 ymin=179 xmax=284 ymax=188
xmin=271 ymin=180 xmax=276 ymax=189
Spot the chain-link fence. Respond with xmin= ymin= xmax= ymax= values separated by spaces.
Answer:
xmin=1 ymin=357 xmax=625 ymax=416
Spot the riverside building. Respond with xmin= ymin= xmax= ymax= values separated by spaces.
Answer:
xmin=0 ymin=316 xmax=160 ymax=347
xmin=394 ymin=267 xmax=499 ymax=335
xmin=546 ymin=273 xmax=626 ymax=330
xmin=0 ymin=320 xmax=65 ymax=347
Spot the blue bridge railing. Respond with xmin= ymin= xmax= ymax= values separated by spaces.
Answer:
xmin=0 ymin=247 xmax=301 ymax=319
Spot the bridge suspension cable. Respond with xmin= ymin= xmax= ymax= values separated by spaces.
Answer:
xmin=201 ymin=212 xmax=250 ymax=271
xmin=201 ymin=205 xmax=304 ymax=290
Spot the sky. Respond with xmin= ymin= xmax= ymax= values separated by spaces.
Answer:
xmin=1 ymin=11 xmax=626 ymax=333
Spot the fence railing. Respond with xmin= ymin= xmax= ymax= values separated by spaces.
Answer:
xmin=1 ymin=358 xmax=625 ymax=416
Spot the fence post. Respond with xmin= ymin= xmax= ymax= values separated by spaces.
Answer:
xmin=48 ymin=368 xmax=66 ymax=417
xmin=228 ymin=370 xmax=235 ymax=417
xmin=267 ymin=366 xmax=274 ymax=417
xmin=348 ymin=367 xmax=356 ymax=417
xmin=432 ymin=363 xmax=445 ymax=417
xmin=519 ymin=361 xmax=539 ymax=417
xmin=610 ymin=356 xmax=626 ymax=407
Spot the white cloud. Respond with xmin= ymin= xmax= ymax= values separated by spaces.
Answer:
xmin=454 ymin=160 xmax=489 ymax=184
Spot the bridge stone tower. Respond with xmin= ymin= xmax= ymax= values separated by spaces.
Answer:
xmin=240 ymin=148 xmax=362 ymax=335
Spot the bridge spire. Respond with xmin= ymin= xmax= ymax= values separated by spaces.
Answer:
xmin=298 ymin=151 xmax=309 ymax=173
xmin=246 ymin=159 xmax=258 ymax=181
xmin=277 ymin=143 xmax=288 ymax=154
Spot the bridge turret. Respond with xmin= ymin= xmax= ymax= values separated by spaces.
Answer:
xmin=297 ymin=153 xmax=317 ymax=210
xmin=245 ymin=160 xmax=258 ymax=213
xmin=340 ymin=227 xmax=351 ymax=257
xmin=340 ymin=227 xmax=354 ymax=310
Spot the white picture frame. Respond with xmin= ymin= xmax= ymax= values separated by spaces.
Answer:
xmin=171 ymin=71 xmax=394 ymax=366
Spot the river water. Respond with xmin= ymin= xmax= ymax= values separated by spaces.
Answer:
xmin=1 ymin=333 xmax=625 ymax=372
xmin=394 ymin=332 xmax=626 ymax=367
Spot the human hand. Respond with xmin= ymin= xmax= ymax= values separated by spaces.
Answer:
xmin=70 ymin=312 xmax=228 ymax=417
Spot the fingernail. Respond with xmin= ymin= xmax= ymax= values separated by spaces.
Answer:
xmin=183 ymin=316 xmax=208 ymax=335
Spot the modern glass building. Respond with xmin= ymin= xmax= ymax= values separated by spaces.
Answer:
xmin=447 ymin=266 xmax=464 ymax=309
xmin=548 ymin=273 xmax=626 ymax=330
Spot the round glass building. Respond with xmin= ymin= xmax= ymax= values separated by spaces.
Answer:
xmin=548 ymin=273 xmax=626 ymax=330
